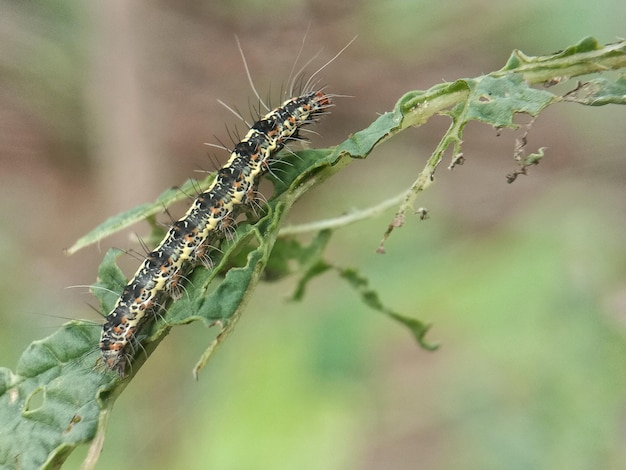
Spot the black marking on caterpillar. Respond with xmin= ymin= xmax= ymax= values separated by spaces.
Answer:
xmin=97 ymin=36 xmax=354 ymax=376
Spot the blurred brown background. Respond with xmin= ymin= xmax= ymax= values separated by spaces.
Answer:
xmin=1 ymin=1 xmax=625 ymax=469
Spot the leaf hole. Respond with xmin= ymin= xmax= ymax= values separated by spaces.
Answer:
xmin=24 ymin=387 xmax=45 ymax=412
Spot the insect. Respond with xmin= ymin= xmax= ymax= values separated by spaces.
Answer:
xmin=97 ymin=37 xmax=353 ymax=376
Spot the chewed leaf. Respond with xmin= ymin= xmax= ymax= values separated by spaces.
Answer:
xmin=523 ymin=147 xmax=546 ymax=167
xmin=188 ymin=204 xmax=291 ymax=376
xmin=266 ymin=229 xmax=333 ymax=282
xmin=564 ymin=76 xmax=626 ymax=106
xmin=65 ymin=174 xmax=216 ymax=255
xmin=0 ymin=322 xmax=116 ymax=470
xmin=465 ymin=75 xmax=558 ymax=128
xmin=187 ymin=249 xmax=265 ymax=377
xmin=507 ymin=147 xmax=547 ymax=184
xmin=338 ymin=268 xmax=438 ymax=351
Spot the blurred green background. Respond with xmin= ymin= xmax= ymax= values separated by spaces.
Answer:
xmin=1 ymin=0 xmax=625 ymax=469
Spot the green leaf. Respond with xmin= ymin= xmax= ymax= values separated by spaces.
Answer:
xmin=266 ymin=229 xmax=333 ymax=282
xmin=90 ymin=248 xmax=127 ymax=314
xmin=551 ymin=36 xmax=601 ymax=57
xmin=166 ymin=239 xmax=263 ymax=327
xmin=292 ymin=260 xmax=333 ymax=302
xmin=65 ymin=175 xmax=216 ymax=255
xmin=0 ymin=322 xmax=116 ymax=470
xmin=268 ymin=148 xmax=338 ymax=195
xmin=338 ymin=268 xmax=438 ymax=351
xmin=335 ymin=110 xmax=403 ymax=157
xmin=501 ymin=36 xmax=601 ymax=71
xmin=264 ymin=237 xmax=306 ymax=280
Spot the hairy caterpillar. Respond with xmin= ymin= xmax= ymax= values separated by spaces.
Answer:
xmin=99 ymin=91 xmax=333 ymax=375
xmin=95 ymin=33 xmax=357 ymax=376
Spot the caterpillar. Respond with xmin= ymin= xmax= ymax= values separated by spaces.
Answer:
xmin=96 ymin=33 xmax=357 ymax=376
xmin=99 ymin=90 xmax=333 ymax=376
